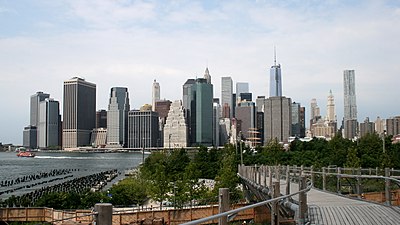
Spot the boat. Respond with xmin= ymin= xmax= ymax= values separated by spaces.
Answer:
xmin=17 ymin=152 xmax=36 ymax=157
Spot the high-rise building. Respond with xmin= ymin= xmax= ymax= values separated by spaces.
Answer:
xmin=195 ymin=78 xmax=213 ymax=146
xmin=152 ymin=79 xmax=160 ymax=111
xmin=269 ymin=50 xmax=282 ymax=97
xmin=213 ymin=102 xmax=221 ymax=147
xmin=299 ymin=106 xmax=306 ymax=138
xmin=107 ymin=87 xmax=130 ymax=148
xmin=30 ymin=91 xmax=50 ymax=127
xmin=235 ymin=101 xmax=256 ymax=140
xmin=291 ymin=102 xmax=301 ymax=137
xmin=327 ymin=90 xmax=336 ymax=122
xmin=96 ymin=110 xmax=107 ymax=128
xmin=264 ymin=96 xmax=291 ymax=143
xmin=344 ymin=70 xmax=358 ymax=139
xmin=62 ymin=77 xmax=96 ymax=149
xmin=182 ymin=79 xmax=196 ymax=144
xmin=256 ymin=96 xmax=265 ymax=112
xmin=359 ymin=117 xmax=375 ymax=137
xmin=236 ymin=82 xmax=249 ymax=104
xmin=38 ymin=98 xmax=60 ymax=148
xmin=375 ymin=116 xmax=385 ymax=135
xmin=386 ymin=116 xmax=400 ymax=136
xmin=204 ymin=68 xmax=211 ymax=84
xmin=128 ymin=110 xmax=159 ymax=148
xmin=310 ymin=98 xmax=321 ymax=129
xmin=163 ymin=100 xmax=188 ymax=148
xmin=240 ymin=93 xmax=252 ymax=102
xmin=221 ymin=77 xmax=233 ymax=118
xmin=23 ymin=126 xmax=37 ymax=149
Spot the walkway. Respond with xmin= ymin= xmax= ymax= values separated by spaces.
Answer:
xmin=240 ymin=165 xmax=400 ymax=225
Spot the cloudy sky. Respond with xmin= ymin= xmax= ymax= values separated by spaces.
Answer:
xmin=1 ymin=0 xmax=399 ymax=144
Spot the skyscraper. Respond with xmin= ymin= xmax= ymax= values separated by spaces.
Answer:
xmin=163 ymin=100 xmax=188 ymax=148
xmin=236 ymin=82 xmax=249 ymax=104
xmin=204 ymin=67 xmax=211 ymax=84
xmin=63 ymin=77 xmax=96 ymax=149
xmin=327 ymin=90 xmax=336 ymax=122
xmin=343 ymin=70 xmax=358 ymax=139
xmin=264 ymin=96 xmax=292 ymax=143
xmin=128 ymin=110 xmax=159 ymax=148
xmin=107 ymin=87 xmax=130 ymax=147
xmin=30 ymin=91 xmax=50 ymax=127
xmin=195 ymin=78 xmax=213 ymax=146
xmin=269 ymin=50 xmax=282 ymax=97
xmin=310 ymin=98 xmax=321 ymax=129
xmin=221 ymin=77 xmax=233 ymax=118
xmin=38 ymin=98 xmax=60 ymax=149
xmin=152 ymin=79 xmax=160 ymax=111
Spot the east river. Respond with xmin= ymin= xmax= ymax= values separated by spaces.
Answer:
xmin=0 ymin=151 xmax=145 ymax=200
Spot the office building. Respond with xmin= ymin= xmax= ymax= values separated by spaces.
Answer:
xmin=62 ymin=77 xmax=96 ymax=149
xmin=236 ymin=82 xmax=249 ymax=104
xmin=182 ymin=70 xmax=214 ymax=146
xmin=343 ymin=70 xmax=358 ymax=139
xmin=310 ymin=98 xmax=321 ymax=129
xmin=152 ymin=79 xmax=160 ymax=111
xmin=38 ymin=98 xmax=60 ymax=148
xmin=386 ymin=116 xmax=400 ymax=136
xmin=213 ymin=102 xmax=221 ymax=147
xmin=96 ymin=110 xmax=107 ymax=128
xmin=90 ymin=128 xmax=107 ymax=148
xmin=30 ymin=91 xmax=50 ymax=127
xmin=219 ymin=118 xmax=231 ymax=146
xmin=163 ymin=100 xmax=188 ymax=148
xmin=256 ymin=96 xmax=265 ymax=112
xmin=240 ymin=93 xmax=252 ymax=102
xmin=375 ymin=116 xmax=385 ymax=135
xmin=221 ymin=77 xmax=233 ymax=118
xmin=291 ymin=102 xmax=302 ymax=137
xmin=23 ymin=126 xmax=37 ymax=149
xmin=264 ymin=96 xmax=291 ymax=143
xmin=236 ymin=101 xmax=256 ymax=140
xmin=359 ymin=117 xmax=375 ymax=138
xmin=128 ymin=110 xmax=159 ymax=148
xmin=107 ymin=87 xmax=130 ymax=148
xmin=204 ymin=67 xmax=211 ymax=84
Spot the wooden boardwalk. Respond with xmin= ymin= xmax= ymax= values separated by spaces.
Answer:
xmin=283 ymin=179 xmax=400 ymax=224
xmin=240 ymin=165 xmax=400 ymax=225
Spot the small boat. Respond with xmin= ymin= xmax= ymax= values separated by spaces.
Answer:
xmin=17 ymin=152 xmax=36 ymax=157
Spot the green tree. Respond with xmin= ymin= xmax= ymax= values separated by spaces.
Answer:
xmin=344 ymin=147 xmax=360 ymax=168
xmin=109 ymin=177 xmax=147 ymax=206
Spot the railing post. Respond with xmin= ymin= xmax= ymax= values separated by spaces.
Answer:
xmin=322 ymin=167 xmax=326 ymax=191
xmin=219 ymin=188 xmax=229 ymax=225
xmin=337 ymin=167 xmax=341 ymax=194
xmin=385 ymin=168 xmax=391 ymax=206
xmin=310 ymin=165 xmax=314 ymax=187
xmin=300 ymin=165 xmax=304 ymax=177
xmin=94 ymin=203 xmax=113 ymax=225
xmin=271 ymin=181 xmax=280 ymax=225
xmin=286 ymin=165 xmax=291 ymax=195
xmin=276 ymin=165 xmax=281 ymax=181
xmin=298 ymin=176 xmax=307 ymax=225
xmin=269 ymin=166 xmax=273 ymax=188
xmin=357 ymin=167 xmax=362 ymax=198
xmin=376 ymin=167 xmax=379 ymax=176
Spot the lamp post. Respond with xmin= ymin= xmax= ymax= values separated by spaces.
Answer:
xmin=382 ymin=130 xmax=386 ymax=153
xmin=142 ymin=137 xmax=145 ymax=164
xmin=239 ymin=131 xmax=243 ymax=165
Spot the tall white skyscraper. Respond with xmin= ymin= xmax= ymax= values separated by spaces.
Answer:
xmin=269 ymin=50 xmax=282 ymax=97
xmin=152 ymin=79 xmax=160 ymax=111
xmin=343 ymin=70 xmax=358 ymax=139
xmin=38 ymin=98 xmax=60 ymax=148
xmin=107 ymin=87 xmax=130 ymax=147
xmin=326 ymin=90 xmax=336 ymax=122
xmin=221 ymin=77 xmax=233 ymax=118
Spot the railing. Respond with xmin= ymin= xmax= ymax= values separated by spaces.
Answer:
xmin=181 ymin=165 xmax=313 ymax=225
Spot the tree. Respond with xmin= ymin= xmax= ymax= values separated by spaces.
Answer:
xmin=344 ymin=147 xmax=360 ymax=168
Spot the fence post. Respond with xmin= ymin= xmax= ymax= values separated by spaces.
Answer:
xmin=298 ymin=176 xmax=307 ymax=225
xmin=300 ymin=165 xmax=304 ymax=177
xmin=286 ymin=165 xmax=291 ymax=195
xmin=357 ymin=167 xmax=362 ymax=198
xmin=310 ymin=165 xmax=314 ymax=187
xmin=322 ymin=167 xmax=326 ymax=191
xmin=271 ymin=181 xmax=280 ymax=225
xmin=269 ymin=166 xmax=273 ymax=188
xmin=219 ymin=188 xmax=229 ymax=225
xmin=337 ymin=167 xmax=341 ymax=194
xmin=94 ymin=203 xmax=113 ymax=225
xmin=385 ymin=168 xmax=391 ymax=206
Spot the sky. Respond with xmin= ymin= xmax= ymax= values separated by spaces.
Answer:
xmin=1 ymin=0 xmax=399 ymax=145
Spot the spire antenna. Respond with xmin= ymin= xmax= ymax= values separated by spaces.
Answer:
xmin=274 ymin=46 xmax=277 ymax=66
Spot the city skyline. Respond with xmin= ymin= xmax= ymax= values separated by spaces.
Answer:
xmin=1 ymin=1 xmax=399 ymax=144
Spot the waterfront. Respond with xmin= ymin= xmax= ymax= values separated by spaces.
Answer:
xmin=0 ymin=151 xmax=145 ymax=200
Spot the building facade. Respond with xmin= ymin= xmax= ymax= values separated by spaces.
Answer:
xmin=38 ymin=98 xmax=60 ymax=149
xmin=344 ymin=70 xmax=358 ymax=139
xmin=221 ymin=77 xmax=233 ymax=118
xmin=96 ymin=110 xmax=107 ymax=128
xmin=23 ymin=126 xmax=37 ymax=149
xmin=163 ymin=100 xmax=188 ymax=148
xmin=128 ymin=110 xmax=159 ymax=148
xmin=152 ymin=79 xmax=160 ymax=111
xmin=264 ymin=96 xmax=292 ymax=143
xmin=62 ymin=77 xmax=96 ymax=149
xmin=107 ymin=87 xmax=130 ymax=148
xmin=359 ymin=117 xmax=375 ymax=138
xmin=269 ymin=63 xmax=282 ymax=97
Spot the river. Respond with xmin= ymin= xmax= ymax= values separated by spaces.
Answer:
xmin=0 ymin=151 xmax=146 ymax=200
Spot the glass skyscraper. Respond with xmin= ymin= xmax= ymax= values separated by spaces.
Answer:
xmin=107 ymin=87 xmax=130 ymax=147
xmin=343 ymin=70 xmax=358 ymax=139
